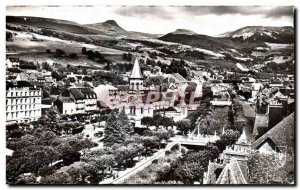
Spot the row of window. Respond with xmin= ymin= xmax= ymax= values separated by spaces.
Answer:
xmin=6 ymin=110 xmax=38 ymax=119
xmin=6 ymin=91 xmax=41 ymax=97
xmin=6 ymin=98 xmax=40 ymax=105
xmin=6 ymin=104 xmax=38 ymax=111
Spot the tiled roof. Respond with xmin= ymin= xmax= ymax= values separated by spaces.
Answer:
xmin=251 ymin=112 xmax=294 ymax=155
xmin=216 ymin=159 xmax=247 ymax=184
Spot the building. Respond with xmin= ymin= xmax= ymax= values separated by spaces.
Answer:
xmin=205 ymin=129 xmax=251 ymax=184
xmin=252 ymin=112 xmax=294 ymax=156
xmin=108 ymin=58 xmax=193 ymax=127
xmin=56 ymin=87 xmax=98 ymax=115
xmin=6 ymin=81 xmax=42 ymax=123
xmin=6 ymin=57 xmax=20 ymax=69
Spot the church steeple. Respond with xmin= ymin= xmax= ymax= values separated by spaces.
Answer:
xmin=129 ymin=58 xmax=143 ymax=91
xmin=130 ymin=58 xmax=143 ymax=79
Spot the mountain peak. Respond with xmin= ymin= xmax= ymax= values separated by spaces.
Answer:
xmin=172 ymin=29 xmax=197 ymax=35
xmin=103 ymin=20 xmax=118 ymax=26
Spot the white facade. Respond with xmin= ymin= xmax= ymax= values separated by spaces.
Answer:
xmin=6 ymin=82 xmax=42 ymax=123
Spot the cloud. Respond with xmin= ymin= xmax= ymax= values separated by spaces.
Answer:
xmin=113 ymin=6 xmax=294 ymax=20
xmin=114 ymin=6 xmax=174 ymax=19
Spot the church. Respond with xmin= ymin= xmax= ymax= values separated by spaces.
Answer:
xmin=108 ymin=58 xmax=198 ymax=127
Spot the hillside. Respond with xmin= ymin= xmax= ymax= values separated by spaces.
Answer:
xmin=84 ymin=20 xmax=127 ymax=36
xmin=6 ymin=16 xmax=100 ymax=35
xmin=222 ymin=26 xmax=294 ymax=44
xmin=159 ymin=32 xmax=232 ymax=51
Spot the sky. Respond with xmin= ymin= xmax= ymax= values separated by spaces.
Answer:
xmin=6 ymin=6 xmax=294 ymax=36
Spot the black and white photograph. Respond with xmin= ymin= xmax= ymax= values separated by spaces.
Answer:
xmin=5 ymin=4 xmax=295 ymax=185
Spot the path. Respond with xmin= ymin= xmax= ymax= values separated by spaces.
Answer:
xmin=99 ymin=140 xmax=179 ymax=184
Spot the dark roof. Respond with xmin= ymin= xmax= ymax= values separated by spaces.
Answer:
xmin=185 ymin=82 xmax=197 ymax=92
xmin=69 ymin=88 xmax=84 ymax=99
xmin=251 ymin=112 xmax=294 ymax=155
xmin=155 ymin=107 xmax=178 ymax=112
xmin=116 ymin=85 xmax=130 ymax=91
xmin=41 ymin=98 xmax=53 ymax=105
xmin=6 ymin=75 xmax=17 ymax=80
xmin=69 ymin=88 xmax=96 ymax=99
xmin=6 ymin=80 xmax=33 ymax=90
xmin=58 ymin=96 xmax=74 ymax=103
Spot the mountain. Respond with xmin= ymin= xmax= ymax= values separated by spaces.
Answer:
xmin=6 ymin=16 xmax=100 ymax=34
xmin=171 ymin=29 xmax=197 ymax=35
xmin=159 ymin=31 xmax=232 ymax=51
xmin=222 ymin=26 xmax=294 ymax=43
xmin=84 ymin=20 xmax=127 ymax=35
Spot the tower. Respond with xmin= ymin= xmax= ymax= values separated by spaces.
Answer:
xmin=129 ymin=58 xmax=143 ymax=91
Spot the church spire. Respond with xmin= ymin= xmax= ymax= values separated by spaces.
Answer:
xmin=236 ymin=127 xmax=248 ymax=145
xmin=130 ymin=58 xmax=143 ymax=79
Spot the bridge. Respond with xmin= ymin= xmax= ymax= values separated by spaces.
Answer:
xmin=100 ymin=122 xmax=220 ymax=184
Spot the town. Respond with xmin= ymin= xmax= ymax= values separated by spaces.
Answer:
xmin=6 ymin=6 xmax=295 ymax=185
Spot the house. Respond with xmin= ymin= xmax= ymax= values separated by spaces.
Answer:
xmin=6 ymin=81 xmax=42 ymax=123
xmin=205 ymin=129 xmax=251 ymax=184
xmin=54 ymin=97 xmax=76 ymax=115
xmin=59 ymin=87 xmax=98 ymax=114
xmin=6 ymin=57 xmax=20 ymax=69
xmin=252 ymin=112 xmax=294 ymax=156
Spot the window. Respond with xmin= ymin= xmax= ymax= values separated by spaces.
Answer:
xmin=16 ymin=92 xmax=18 ymax=96
xmin=141 ymin=107 xmax=144 ymax=114
xmin=130 ymin=106 xmax=136 ymax=115
xmin=148 ymin=107 xmax=150 ymax=114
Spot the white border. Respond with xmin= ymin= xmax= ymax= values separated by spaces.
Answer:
xmin=1 ymin=0 xmax=298 ymax=189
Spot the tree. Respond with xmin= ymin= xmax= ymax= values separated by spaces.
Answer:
xmin=15 ymin=173 xmax=37 ymax=184
xmin=215 ymin=129 xmax=240 ymax=151
xmin=176 ymin=120 xmax=192 ymax=135
xmin=36 ymin=108 xmax=61 ymax=135
xmin=141 ymin=116 xmax=153 ymax=129
xmin=219 ymin=129 xmax=240 ymax=145
xmin=143 ymin=130 xmax=170 ymax=149
xmin=82 ymin=47 xmax=87 ymax=55
xmin=118 ymin=109 xmax=133 ymax=136
xmin=142 ymin=136 xmax=159 ymax=157
xmin=103 ymin=112 xmax=125 ymax=147
xmin=40 ymin=172 xmax=73 ymax=184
